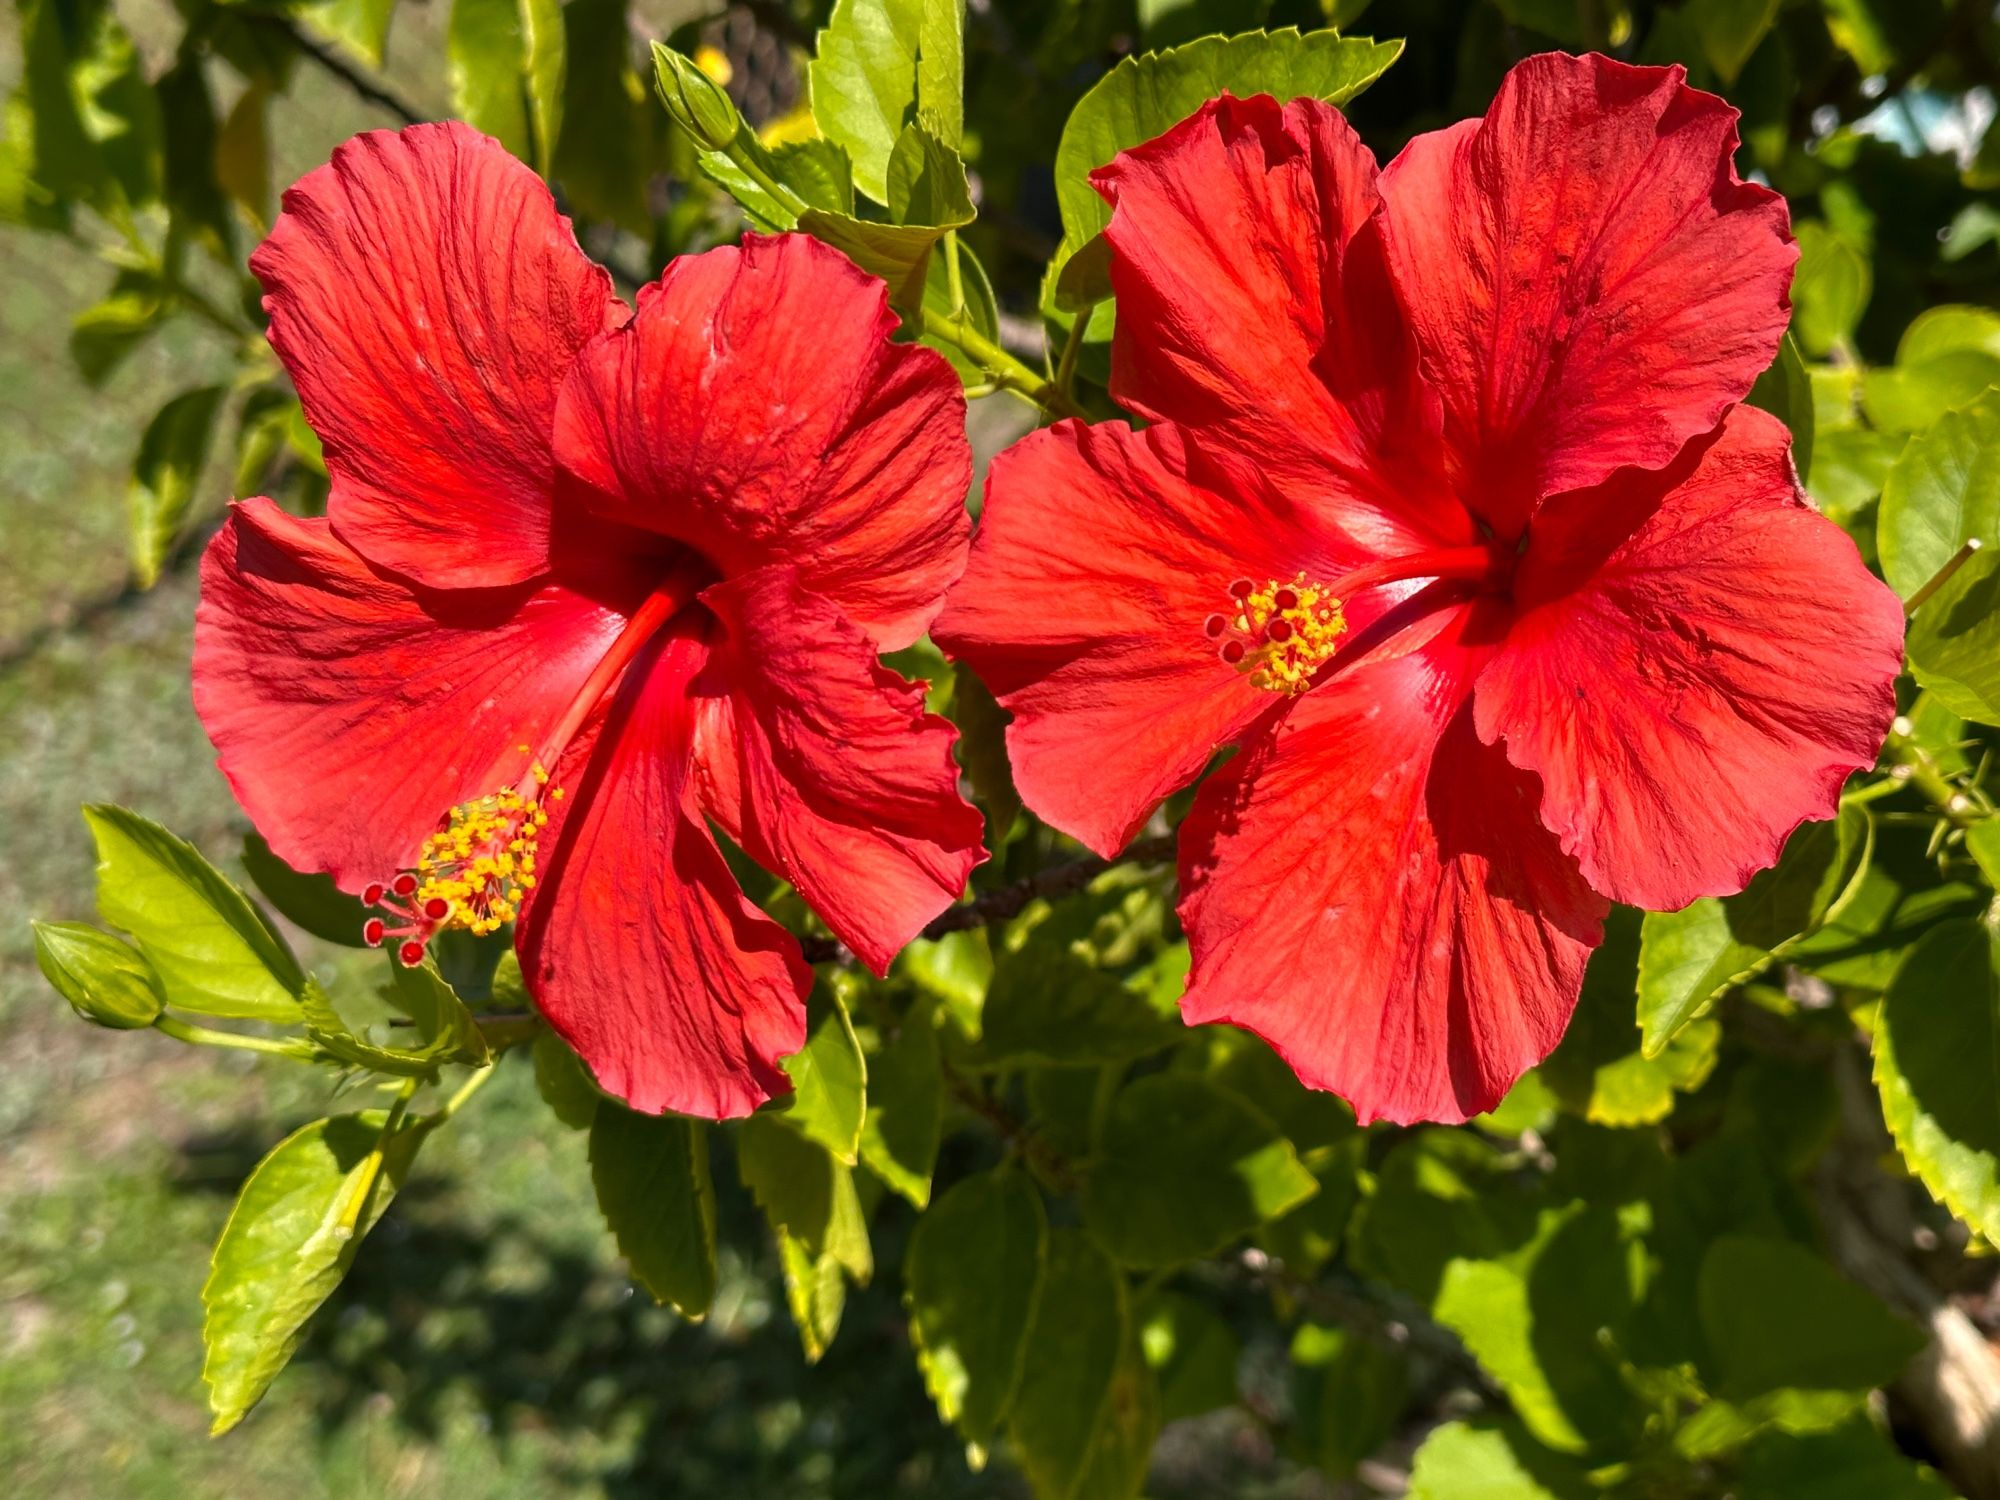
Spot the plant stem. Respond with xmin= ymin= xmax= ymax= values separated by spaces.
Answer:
xmin=920 ymin=304 xmax=1083 ymax=419
xmin=1906 ymin=537 xmax=1984 ymax=616
xmin=1054 ymin=301 xmax=1094 ymax=401
xmin=1885 ymin=721 xmax=1985 ymax=829
xmin=943 ymin=230 xmax=967 ymax=316
xmin=422 ymin=1061 xmax=499 ymax=1131
xmin=153 ymin=1014 xmax=316 ymax=1059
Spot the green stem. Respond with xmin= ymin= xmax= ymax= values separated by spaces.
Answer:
xmin=943 ymin=230 xmax=967 ymax=316
xmin=1905 ymin=538 xmax=1983 ymax=616
xmin=153 ymin=1014 xmax=316 ymax=1059
xmin=1054 ymin=301 xmax=1095 ymax=401
xmin=920 ymin=305 xmax=1083 ymax=420
xmin=729 ymin=135 xmax=809 ymax=219
xmin=422 ymin=1061 xmax=499 ymax=1130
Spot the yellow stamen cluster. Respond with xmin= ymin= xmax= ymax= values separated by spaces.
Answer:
xmin=1210 ymin=574 xmax=1347 ymax=696
xmin=412 ymin=764 xmax=560 ymax=936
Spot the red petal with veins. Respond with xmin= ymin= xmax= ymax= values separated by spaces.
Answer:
xmin=1379 ymin=52 xmax=1794 ymax=534
xmin=252 ymin=123 xmax=624 ymax=590
xmin=194 ymin=498 xmax=652 ymax=892
xmin=1473 ymin=407 xmax=1905 ymax=912
xmin=521 ymin=619 xmax=808 ymax=1120
xmin=1096 ymin=93 xmax=1466 ymax=550
xmin=694 ymin=565 xmax=986 ymax=975
xmin=1178 ymin=614 xmax=1607 ymax=1125
xmin=553 ymin=233 xmax=972 ymax=651
xmin=934 ymin=419 xmax=1360 ymax=858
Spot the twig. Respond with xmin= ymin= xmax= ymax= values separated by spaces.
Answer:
xmin=284 ymin=22 xmax=425 ymax=126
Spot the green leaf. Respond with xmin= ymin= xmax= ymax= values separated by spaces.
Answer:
xmin=739 ymin=1114 xmax=873 ymax=1361
xmin=1081 ymin=1074 xmax=1316 ymax=1268
xmin=85 ymin=805 xmax=303 ymax=1021
xmin=1686 ymin=0 xmax=1781 ymax=83
xmin=1543 ymin=908 xmax=1719 ymax=1126
xmin=129 ymin=385 xmax=225 ymax=588
xmin=1289 ymin=1323 xmax=1405 ymax=1480
xmin=1007 ymin=1229 xmax=1128 ymax=1499
xmin=1697 ymin=1234 xmax=1922 ymax=1421
xmin=31 ymin=919 xmax=164 ymax=1029
xmin=241 ymin=833 xmax=372 ymax=948
xmin=202 ymin=1111 xmax=422 ymax=1433
xmin=773 ymin=985 xmax=867 ymax=1164
xmin=532 ymin=1031 xmax=601 ymax=1130
xmin=301 ymin=0 xmax=398 ymax=68
xmin=1878 ymin=386 xmax=2000 ymax=598
xmin=1790 ymin=223 xmax=1871 ymax=358
xmin=1139 ymin=1291 xmax=1239 ymax=1424
xmin=904 ymin=1167 xmax=1046 ymax=1442
xmin=2 ymin=0 xmax=158 ymax=223
xmin=1907 ymin=542 xmax=2000 ymax=726
xmin=1053 ymin=27 xmax=1401 ymax=251
xmin=1745 ymin=332 xmax=1815 ymax=484
xmin=1735 ymin=1419 xmax=1957 ymax=1500
xmin=898 ymin=928 xmax=990 ymax=1039
xmin=157 ymin=56 xmax=232 ymax=256
xmin=950 ymin=660 xmax=1020 ymax=846
xmin=69 ymin=279 xmax=168 ymax=387
xmin=588 ymin=1105 xmax=716 ymax=1317
xmin=983 ymin=918 xmax=1180 ymax=1067
xmin=1433 ymin=1203 xmax=1642 ymax=1454
xmin=885 ymin=114 xmax=974 ymax=227
xmin=1407 ymin=1420 xmax=1593 ymax=1500
xmin=1861 ymin=304 xmax=2000 ymax=435
xmin=298 ymin=969 xmax=486 ymax=1077
xmin=1349 ymin=1129 xmax=1540 ymax=1306
xmin=797 ymin=208 xmax=957 ymax=323
xmin=555 ymin=0 xmax=661 ymax=231
xmin=1873 ymin=919 xmax=2000 ymax=1242
xmin=857 ymin=1010 xmax=942 ymax=1207
xmin=1637 ymin=805 xmax=1869 ymax=1055
xmin=448 ymin=0 xmax=565 ymax=173
xmin=809 ymin=0 xmax=965 ymax=203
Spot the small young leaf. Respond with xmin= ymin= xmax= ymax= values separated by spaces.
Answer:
xmin=1407 ymin=1420 xmax=1592 ymax=1500
xmin=772 ymin=985 xmax=867 ymax=1164
xmin=809 ymin=0 xmax=963 ymax=204
xmin=885 ymin=114 xmax=973 ymax=228
xmin=589 ymin=1105 xmax=716 ymax=1317
xmin=1007 ymin=1229 xmax=1127 ymax=1499
xmin=241 ymin=832 xmax=372 ymax=947
xmin=31 ymin=919 xmax=164 ymax=1029
xmin=86 ymin=804 xmax=304 ymax=1020
xmin=904 ymin=1167 xmax=1045 ymax=1442
xmin=857 ymin=1009 xmax=943 ymax=1208
xmin=203 ymin=1111 xmax=423 ymax=1433
xmin=1081 ymin=1074 xmax=1317 ymax=1268
xmin=129 ymin=385 xmax=226 ymax=588
xmin=69 ymin=280 xmax=167 ymax=387
xmin=299 ymin=970 xmax=486 ymax=1077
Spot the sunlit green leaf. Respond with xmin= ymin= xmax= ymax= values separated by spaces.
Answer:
xmin=857 ymin=1008 xmax=942 ymax=1207
xmin=1907 ymin=543 xmax=2000 ymax=725
xmin=809 ymin=0 xmax=964 ymax=203
xmin=1878 ymin=386 xmax=2000 ymax=598
xmin=773 ymin=984 xmax=867 ymax=1164
xmin=1407 ymin=1419 xmax=1593 ymax=1499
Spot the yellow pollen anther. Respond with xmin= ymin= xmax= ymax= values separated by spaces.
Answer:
xmin=407 ymin=760 xmax=555 ymax=934
xmin=1208 ymin=573 xmax=1346 ymax=696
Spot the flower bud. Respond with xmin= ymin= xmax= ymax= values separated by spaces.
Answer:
xmin=652 ymin=42 xmax=742 ymax=153
xmin=32 ymin=920 xmax=165 ymax=1030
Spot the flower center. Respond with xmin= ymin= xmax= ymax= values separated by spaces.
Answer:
xmin=1206 ymin=575 xmax=1347 ymax=697
xmin=1204 ymin=544 xmax=1503 ymax=697
xmin=361 ymin=559 xmax=707 ymax=964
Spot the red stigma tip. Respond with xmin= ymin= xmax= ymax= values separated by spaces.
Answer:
xmin=1267 ymin=618 xmax=1294 ymax=643
xmin=362 ymin=917 xmax=386 ymax=947
xmin=423 ymin=896 xmax=450 ymax=921
xmin=361 ymin=882 xmax=385 ymax=906
xmin=397 ymin=940 xmax=426 ymax=967
xmin=1272 ymin=586 xmax=1299 ymax=611
xmin=1228 ymin=578 xmax=1253 ymax=600
xmin=1220 ymin=639 xmax=1247 ymax=665
xmin=392 ymin=873 xmax=418 ymax=897
xmin=1203 ymin=613 xmax=1228 ymax=638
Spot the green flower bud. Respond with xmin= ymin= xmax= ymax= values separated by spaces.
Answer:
xmin=652 ymin=42 xmax=742 ymax=153
xmin=32 ymin=920 xmax=165 ymax=1029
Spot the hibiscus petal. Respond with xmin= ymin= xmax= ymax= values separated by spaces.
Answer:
xmin=521 ymin=621 xmax=809 ymax=1120
xmin=1095 ymin=93 xmax=1462 ymax=547
xmin=553 ymin=233 xmax=971 ymax=650
xmin=692 ymin=566 xmax=985 ymax=975
xmin=1472 ymin=406 xmax=1905 ymax=913
xmin=933 ymin=420 xmax=1356 ymax=858
xmin=252 ymin=122 xmax=623 ymax=590
xmin=1379 ymin=53 xmax=1794 ymax=533
xmin=1178 ymin=621 xmax=1607 ymax=1125
xmin=193 ymin=498 xmax=645 ymax=893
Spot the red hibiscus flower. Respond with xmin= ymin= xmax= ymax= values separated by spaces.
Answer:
xmin=934 ymin=54 xmax=1906 ymax=1124
xmin=194 ymin=123 xmax=984 ymax=1120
